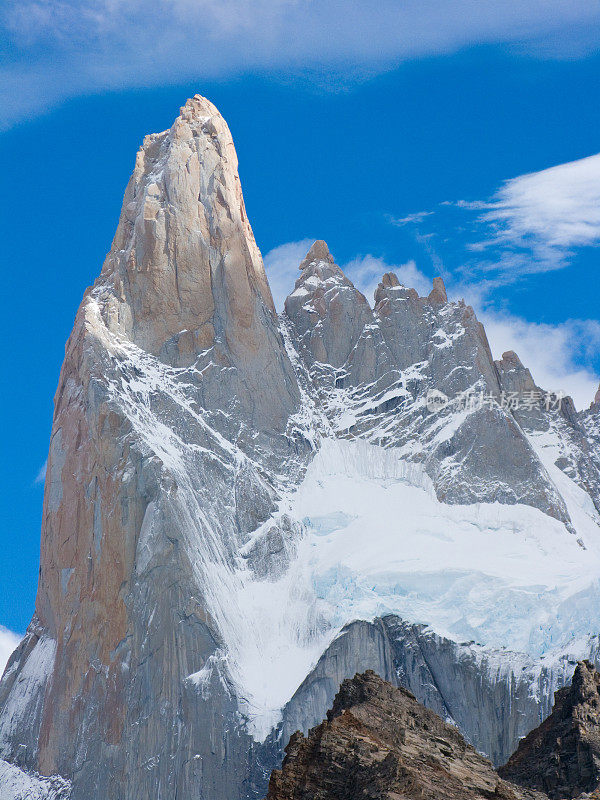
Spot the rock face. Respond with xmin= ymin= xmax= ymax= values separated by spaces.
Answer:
xmin=265 ymin=670 xmax=544 ymax=800
xmin=285 ymin=242 xmax=571 ymax=519
xmin=2 ymin=95 xmax=600 ymax=800
xmin=0 ymin=94 xmax=303 ymax=800
xmin=499 ymin=661 xmax=600 ymax=799
xmin=275 ymin=616 xmax=599 ymax=770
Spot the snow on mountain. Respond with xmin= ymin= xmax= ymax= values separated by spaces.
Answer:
xmin=222 ymin=435 xmax=600 ymax=741
xmin=0 ymin=761 xmax=70 ymax=800
xmin=0 ymin=631 xmax=20 ymax=680
xmin=1 ymin=96 xmax=599 ymax=800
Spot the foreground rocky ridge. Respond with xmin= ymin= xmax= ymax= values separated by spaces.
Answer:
xmin=266 ymin=670 xmax=546 ymax=800
xmin=274 ymin=617 xmax=600 ymax=770
xmin=266 ymin=667 xmax=600 ymax=800
xmin=1 ymin=95 xmax=600 ymax=799
xmin=499 ymin=661 xmax=600 ymax=799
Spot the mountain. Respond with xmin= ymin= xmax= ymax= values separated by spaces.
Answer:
xmin=499 ymin=660 xmax=600 ymax=798
xmin=266 ymin=665 xmax=600 ymax=800
xmin=1 ymin=94 xmax=600 ymax=800
xmin=265 ymin=669 xmax=546 ymax=800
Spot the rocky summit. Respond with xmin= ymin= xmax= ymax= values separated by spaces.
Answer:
xmin=266 ymin=666 xmax=600 ymax=800
xmin=1 ymin=95 xmax=600 ymax=799
xmin=265 ymin=669 xmax=545 ymax=800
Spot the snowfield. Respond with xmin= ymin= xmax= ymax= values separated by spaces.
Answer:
xmin=226 ymin=438 xmax=600 ymax=740
xmin=0 ymin=760 xmax=70 ymax=800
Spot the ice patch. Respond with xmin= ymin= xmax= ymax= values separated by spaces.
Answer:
xmin=0 ymin=636 xmax=56 ymax=755
xmin=303 ymin=512 xmax=355 ymax=536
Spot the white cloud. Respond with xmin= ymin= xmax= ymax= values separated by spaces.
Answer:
xmin=263 ymin=240 xmax=431 ymax=310
xmin=2 ymin=0 xmax=600 ymax=128
xmin=35 ymin=460 xmax=47 ymax=485
xmin=0 ymin=626 xmax=21 ymax=676
xmin=448 ymin=153 xmax=600 ymax=278
xmin=390 ymin=211 xmax=434 ymax=226
xmin=342 ymin=254 xmax=431 ymax=303
xmin=479 ymin=311 xmax=600 ymax=410
xmin=263 ymin=238 xmax=316 ymax=312
xmin=488 ymin=154 xmax=600 ymax=250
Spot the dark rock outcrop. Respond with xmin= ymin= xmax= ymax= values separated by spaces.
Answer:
xmin=265 ymin=670 xmax=544 ymax=800
xmin=499 ymin=661 xmax=600 ymax=799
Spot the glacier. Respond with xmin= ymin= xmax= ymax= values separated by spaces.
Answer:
xmin=196 ymin=435 xmax=600 ymax=742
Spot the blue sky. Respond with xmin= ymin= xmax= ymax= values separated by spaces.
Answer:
xmin=1 ymin=2 xmax=600 ymax=658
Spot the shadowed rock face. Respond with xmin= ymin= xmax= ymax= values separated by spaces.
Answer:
xmin=273 ymin=616 xmax=600 ymax=771
xmin=265 ymin=670 xmax=545 ymax=800
xmin=495 ymin=352 xmax=600 ymax=520
xmin=499 ymin=661 xmax=600 ymax=799
xmin=1 ymin=94 xmax=600 ymax=800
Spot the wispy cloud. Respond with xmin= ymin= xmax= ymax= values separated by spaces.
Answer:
xmin=390 ymin=211 xmax=434 ymax=226
xmin=2 ymin=0 xmax=600 ymax=129
xmin=0 ymin=625 xmax=21 ymax=676
xmin=479 ymin=153 xmax=600 ymax=268
xmin=397 ymin=151 xmax=600 ymax=289
xmin=263 ymin=240 xmax=431 ymax=310
xmin=35 ymin=460 xmax=47 ymax=485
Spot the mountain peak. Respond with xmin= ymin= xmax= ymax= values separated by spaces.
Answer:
xmin=96 ymin=92 xmax=276 ymax=358
xmin=427 ymin=276 xmax=448 ymax=304
xmin=299 ymin=240 xmax=335 ymax=270
xmin=3 ymin=94 xmax=600 ymax=800
xmin=266 ymin=670 xmax=538 ymax=800
xmin=181 ymin=93 xmax=219 ymax=117
xmin=380 ymin=272 xmax=401 ymax=289
xmin=499 ymin=350 xmax=525 ymax=369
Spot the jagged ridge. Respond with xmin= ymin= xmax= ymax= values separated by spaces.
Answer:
xmin=499 ymin=661 xmax=600 ymax=798
xmin=265 ymin=669 xmax=545 ymax=800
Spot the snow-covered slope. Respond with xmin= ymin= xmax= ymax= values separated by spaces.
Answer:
xmin=1 ymin=97 xmax=599 ymax=800
xmin=0 ymin=761 xmax=69 ymax=800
